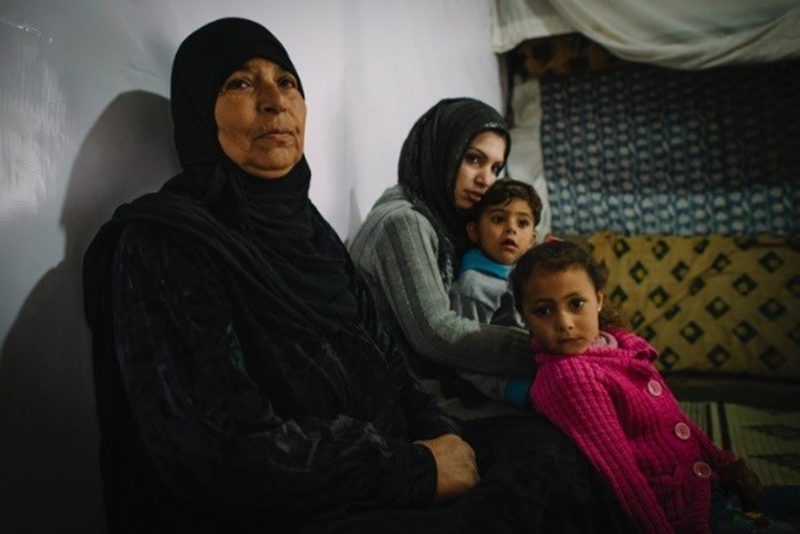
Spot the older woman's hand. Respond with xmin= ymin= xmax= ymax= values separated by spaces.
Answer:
xmin=416 ymin=434 xmax=479 ymax=501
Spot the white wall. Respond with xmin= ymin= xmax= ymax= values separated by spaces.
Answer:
xmin=0 ymin=1 xmax=502 ymax=531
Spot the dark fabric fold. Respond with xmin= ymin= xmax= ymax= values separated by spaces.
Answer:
xmin=85 ymin=158 xmax=355 ymax=341
xmin=299 ymin=415 xmax=636 ymax=534
xmin=88 ymin=220 xmax=455 ymax=532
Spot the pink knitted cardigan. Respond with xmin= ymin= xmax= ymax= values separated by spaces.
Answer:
xmin=530 ymin=329 xmax=735 ymax=534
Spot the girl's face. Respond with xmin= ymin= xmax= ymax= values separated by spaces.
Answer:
xmin=453 ymin=130 xmax=506 ymax=210
xmin=520 ymin=267 xmax=604 ymax=355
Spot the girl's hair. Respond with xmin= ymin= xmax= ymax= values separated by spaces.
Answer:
xmin=510 ymin=240 xmax=620 ymax=328
xmin=466 ymin=179 xmax=542 ymax=226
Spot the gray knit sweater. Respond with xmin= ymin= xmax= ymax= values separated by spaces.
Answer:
xmin=349 ymin=186 xmax=535 ymax=419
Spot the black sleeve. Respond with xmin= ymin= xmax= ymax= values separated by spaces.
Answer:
xmin=349 ymin=266 xmax=462 ymax=441
xmin=111 ymin=225 xmax=438 ymax=521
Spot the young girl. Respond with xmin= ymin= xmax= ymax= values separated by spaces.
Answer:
xmin=511 ymin=241 xmax=771 ymax=534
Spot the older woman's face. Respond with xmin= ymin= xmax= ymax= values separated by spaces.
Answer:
xmin=215 ymin=58 xmax=306 ymax=179
xmin=453 ymin=130 xmax=507 ymax=210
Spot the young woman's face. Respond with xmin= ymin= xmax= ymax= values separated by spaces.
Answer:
xmin=466 ymin=198 xmax=536 ymax=265
xmin=520 ymin=268 xmax=604 ymax=355
xmin=453 ymin=131 xmax=506 ymax=210
xmin=214 ymin=58 xmax=306 ymax=179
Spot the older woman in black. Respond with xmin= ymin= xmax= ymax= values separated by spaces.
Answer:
xmin=83 ymin=17 xmax=631 ymax=534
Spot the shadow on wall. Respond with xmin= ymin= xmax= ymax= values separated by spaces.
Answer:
xmin=0 ymin=90 xmax=179 ymax=533
xmin=346 ymin=187 xmax=363 ymax=246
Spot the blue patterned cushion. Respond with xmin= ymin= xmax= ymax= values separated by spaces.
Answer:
xmin=540 ymin=62 xmax=800 ymax=236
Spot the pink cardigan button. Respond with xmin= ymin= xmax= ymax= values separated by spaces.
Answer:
xmin=674 ymin=422 xmax=691 ymax=440
xmin=647 ymin=380 xmax=663 ymax=396
xmin=693 ymin=461 xmax=711 ymax=478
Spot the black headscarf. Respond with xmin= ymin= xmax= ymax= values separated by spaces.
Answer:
xmin=397 ymin=98 xmax=510 ymax=253
xmin=168 ymin=16 xmax=304 ymax=188
xmin=84 ymin=17 xmax=356 ymax=340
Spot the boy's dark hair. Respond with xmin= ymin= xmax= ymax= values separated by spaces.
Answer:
xmin=510 ymin=240 xmax=620 ymax=328
xmin=466 ymin=179 xmax=542 ymax=226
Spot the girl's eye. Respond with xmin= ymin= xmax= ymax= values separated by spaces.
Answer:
xmin=518 ymin=219 xmax=530 ymax=228
xmin=490 ymin=215 xmax=505 ymax=224
xmin=491 ymin=164 xmax=502 ymax=175
xmin=569 ymin=298 xmax=586 ymax=310
xmin=532 ymin=306 xmax=551 ymax=317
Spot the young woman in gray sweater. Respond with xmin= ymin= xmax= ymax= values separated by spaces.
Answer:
xmin=349 ymin=98 xmax=535 ymax=420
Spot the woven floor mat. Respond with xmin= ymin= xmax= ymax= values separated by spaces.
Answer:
xmin=680 ymin=401 xmax=800 ymax=486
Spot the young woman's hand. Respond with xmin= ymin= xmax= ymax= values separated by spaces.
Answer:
xmin=416 ymin=434 xmax=479 ymax=501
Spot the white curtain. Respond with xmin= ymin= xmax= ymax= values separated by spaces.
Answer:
xmin=506 ymin=79 xmax=552 ymax=242
xmin=493 ymin=0 xmax=800 ymax=69
xmin=492 ymin=0 xmax=574 ymax=51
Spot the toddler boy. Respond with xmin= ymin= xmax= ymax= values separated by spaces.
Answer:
xmin=450 ymin=179 xmax=542 ymax=408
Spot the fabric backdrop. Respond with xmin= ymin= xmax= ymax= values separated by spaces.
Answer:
xmin=539 ymin=59 xmax=800 ymax=236
xmin=493 ymin=0 xmax=800 ymax=69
